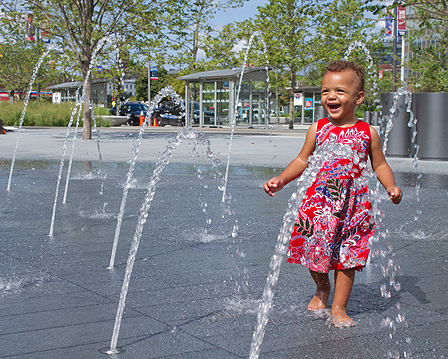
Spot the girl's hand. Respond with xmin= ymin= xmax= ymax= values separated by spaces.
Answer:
xmin=264 ymin=177 xmax=285 ymax=197
xmin=387 ymin=186 xmax=402 ymax=204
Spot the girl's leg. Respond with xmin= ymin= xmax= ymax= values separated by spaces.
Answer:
xmin=332 ymin=269 xmax=356 ymax=327
xmin=308 ymin=270 xmax=331 ymax=310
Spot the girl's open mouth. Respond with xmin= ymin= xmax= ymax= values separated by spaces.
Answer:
xmin=328 ymin=103 xmax=341 ymax=111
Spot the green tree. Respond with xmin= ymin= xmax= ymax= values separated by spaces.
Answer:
xmin=313 ymin=0 xmax=384 ymax=108
xmin=0 ymin=13 xmax=65 ymax=99
xmin=248 ymin=0 xmax=317 ymax=129
xmin=201 ymin=23 xmax=243 ymax=71
xmin=162 ymin=0 xmax=246 ymax=72
xmin=0 ymin=41 xmax=45 ymax=99
xmin=0 ymin=0 xmax=163 ymax=139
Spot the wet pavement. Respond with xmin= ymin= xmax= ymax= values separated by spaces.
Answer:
xmin=0 ymin=126 xmax=447 ymax=358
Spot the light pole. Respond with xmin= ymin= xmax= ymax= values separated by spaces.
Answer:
xmin=148 ymin=56 xmax=151 ymax=106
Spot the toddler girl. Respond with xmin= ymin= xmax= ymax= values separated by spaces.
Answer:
xmin=264 ymin=60 xmax=402 ymax=327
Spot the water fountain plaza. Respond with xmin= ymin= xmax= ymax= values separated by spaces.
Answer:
xmin=1 ymin=125 xmax=448 ymax=358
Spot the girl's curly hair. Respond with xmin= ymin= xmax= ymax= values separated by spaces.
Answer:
xmin=325 ymin=60 xmax=365 ymax=92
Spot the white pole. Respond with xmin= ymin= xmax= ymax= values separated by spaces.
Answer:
xmin=148 ymin=58 xmax=151 ymax=103
xmin=401 ymin=36 xmax=405 ymax=82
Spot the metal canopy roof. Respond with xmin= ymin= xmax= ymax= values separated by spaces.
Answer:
xmin=177 ymin=66 xmax=269 ymax=82
xmin=46 ymin=80 xmax=107 ymax=90
xmin=46 ymin=81 xmax=83 ymax=90
xmin=296 ymin=86 xmax=322 ymax=92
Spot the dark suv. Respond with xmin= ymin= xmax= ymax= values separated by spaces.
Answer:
xmin=109 ymin=102 xmax=148 ymax=126
xmin=153 ymin=101 xmax=214 ymax=126
xmin=152 ymin=101 xmax=185 ymax=126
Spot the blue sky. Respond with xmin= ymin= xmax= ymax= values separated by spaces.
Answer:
xmin=211 ymin=0 xmax=268 ymax=29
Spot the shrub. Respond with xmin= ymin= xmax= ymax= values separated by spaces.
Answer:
xmin=0 ymin=101 xmax=110 ymax=127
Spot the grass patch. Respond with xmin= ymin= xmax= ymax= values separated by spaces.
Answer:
xmin=0 ymin=101 xmax=110 ymax=127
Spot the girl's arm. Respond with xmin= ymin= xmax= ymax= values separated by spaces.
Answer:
xmin=264 ymin=123 xmax=317 ymax=197
xmin=369 ymin=127 xmax=403 ymax=204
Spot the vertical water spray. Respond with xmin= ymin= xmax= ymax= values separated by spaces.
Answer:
xmin=62 ymin=88 xmax=82 ymax=204
xmin=344 ymin=40 xmax=379 ymax=103
xmin=222 ymin=31 xmax=271 ymax=202
xmin=49 ymin=100 xmax=83 ymax=236
xmin=379 ymin=85 xmax=416 ymax=359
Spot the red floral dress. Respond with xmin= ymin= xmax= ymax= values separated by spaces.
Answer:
xmin=286 ymin=118 xmax=374 ymax=273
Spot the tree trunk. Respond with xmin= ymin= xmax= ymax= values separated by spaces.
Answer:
xmin=289 ymin=92 xmax=294 ymax=130
xmin=289 ymin=73 xmax=296 ymax=130
xmin=81 ymin=60 xmax=92 ymax=140
xmin=276 ymin=87 xmax=280 ymax=125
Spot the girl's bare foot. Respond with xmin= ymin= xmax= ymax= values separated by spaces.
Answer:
xmin=308 ymin=290 xmax=330 ymax=311
xmin=331 ymin=269 xmax=356 ymax=327
xmin=331 ymin=307 xmax=355 ymax=328
xmin=308 ymin=270 xmax=331 ymax=311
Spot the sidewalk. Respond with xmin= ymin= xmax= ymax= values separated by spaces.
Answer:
xmin=2 ymin=126 xmax=448 ymax=173
xmin=0 ymin=127 xmax=447 ymax=358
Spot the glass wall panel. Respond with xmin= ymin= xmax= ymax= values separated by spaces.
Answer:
xmin=187 ymin=82 xmax=199 ymax=126
xmin=252 ymin=81 xmax=266 ymax=125
xmin=202 ymin=82 xmax=216 ymax=125
xmin=216 ymin=79 xmax=230 ymax=126
xmin=236 ymin=81 xmax=250 ymax=125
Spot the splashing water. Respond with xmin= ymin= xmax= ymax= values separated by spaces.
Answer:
xmin=344 ymin=40 xmax=379 ymax=98
xmin=373 ymin=84 xmax=416 ymax=359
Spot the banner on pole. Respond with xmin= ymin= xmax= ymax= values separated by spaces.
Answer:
xmin=398 ymin=5 xmax=406 ymax=36
xmin=40 ymin=20 xmax=50 ymax=43
xmin=385 ymin=10 xmax=393 ymax=37
xmin=25 ymin=13 xmax=35 ymax=41
xmin=150 ymin=66 xmax=158 ymax=80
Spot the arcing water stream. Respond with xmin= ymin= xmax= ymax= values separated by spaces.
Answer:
xmin=102 ymin=125 xmax=228 ymax=354
xmin=108 ymin=86 xmax=186 ymax=269
xmin=48 ymin=38 xmax=107 ymax=237
xmin=7 ymin=45 xmax=58 ymax=191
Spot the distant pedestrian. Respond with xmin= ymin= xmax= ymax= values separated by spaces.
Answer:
xmin=263 ymin=60 xmax=402 ymax=328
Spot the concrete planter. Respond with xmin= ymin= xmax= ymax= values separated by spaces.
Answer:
xmin=380 ymin=92 xmax=414 ymax=157
xmin=380 ymin=92 xmax=448 ymax=160
xmin=415 ymin=92 xmax=448 ymax=160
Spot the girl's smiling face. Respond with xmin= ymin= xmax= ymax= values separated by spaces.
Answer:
xmin=321 ymin=70 xmax=365 ymax=126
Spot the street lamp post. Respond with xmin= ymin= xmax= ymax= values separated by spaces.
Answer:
xmin=147 ymin=57 xmax=150 ymax=104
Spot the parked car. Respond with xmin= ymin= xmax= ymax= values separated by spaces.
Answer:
xmin=109 ymin=102 xmax=148 ymax=126
xmin=152 ymin=101 xmax=215 ymax=126
xmin=152 ymin=101 xmax=185 ymax=127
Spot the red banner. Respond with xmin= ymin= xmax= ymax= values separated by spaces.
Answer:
xmin=40 ymin=20 xmax=50 ymax=43
xmin=398 ymin=6 xmax=406 ymax=36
